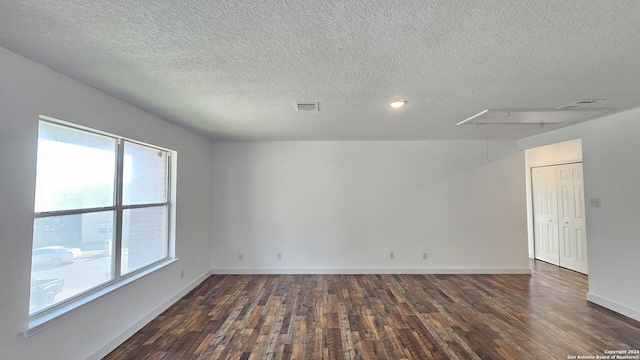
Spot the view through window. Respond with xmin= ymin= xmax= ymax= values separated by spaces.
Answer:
xmin=30 ymin=120 xmax=171 ymax=316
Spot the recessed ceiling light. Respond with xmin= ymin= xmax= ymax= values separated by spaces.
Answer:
xmin=389 ymin=100 xmax=407 ymax=109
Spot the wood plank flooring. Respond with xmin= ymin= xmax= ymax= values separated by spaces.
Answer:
xmin=104 ymin=261 xmax=640 ymax=359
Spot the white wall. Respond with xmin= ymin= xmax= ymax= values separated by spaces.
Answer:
xmin=212 ymin=141 xmax=530 ymax=273
xmin=0 ymin=47 xmax=214 ymax=360
xmin=524 ymin=139 xmax=583 ymax=257
xmin=519 ymin=108 xmax=640 ymax=322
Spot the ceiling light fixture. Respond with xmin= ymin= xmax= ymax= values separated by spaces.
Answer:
xmin=389 ymin=100 xmax=407 ymax=109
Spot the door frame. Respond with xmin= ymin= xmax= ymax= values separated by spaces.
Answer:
xmin=523 ymin=138 xmax=584 ymax=263
xmin=530 ymin=161 xmax=585 ymax=267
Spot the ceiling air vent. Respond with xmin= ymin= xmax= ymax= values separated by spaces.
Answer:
xmin=557 ymin=99 xmax=605 ymax=110
xmin=295 ymin=102 xmax=319 ymax=111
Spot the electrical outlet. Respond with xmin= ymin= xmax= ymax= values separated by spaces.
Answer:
xmin=390 ymin=252 xmax=394 ymax=260
xmin=277 ymin=253 xmax=282 ymax=260
xmin=423 ymin=252 xmax=428 ymax=260
xmin=590 ymin=197 xmax=601 ymax=208
xmin=238 ymin=253 xmax=244 ymax=260
xmin=181 ymin=270 xmax=184 ymax=278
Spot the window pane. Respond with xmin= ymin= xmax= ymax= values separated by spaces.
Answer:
xmin=121 ymin=206 xmax=168 ymax=275
xmin=31 ymin=211 xmax=115 ymax=315
xmin=123 ymin=141 xmax=168 ymax=206
xmin=35 ymin=122 xmax=116 ymax=212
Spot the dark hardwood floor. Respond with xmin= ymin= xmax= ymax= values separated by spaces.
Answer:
xmin=104 ymin=261 xmax=640 ymax=359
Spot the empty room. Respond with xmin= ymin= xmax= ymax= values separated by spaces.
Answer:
xmin=1 ymin=1 xmax=639 ymax=359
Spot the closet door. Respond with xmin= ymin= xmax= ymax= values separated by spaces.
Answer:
xmin=556 ymin=163 xmax=588 ymax=274
xmin=532 ymin=167 xmax=560 ymax=265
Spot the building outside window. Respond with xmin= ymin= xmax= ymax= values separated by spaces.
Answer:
xmin=30 ymin=118 xmax=172 ymax=316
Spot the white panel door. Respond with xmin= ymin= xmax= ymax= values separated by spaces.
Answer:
xmin=532 ymin=167 xmax=559 ymax=265
xmin=556 ymin=163 xmax=588 ymax=274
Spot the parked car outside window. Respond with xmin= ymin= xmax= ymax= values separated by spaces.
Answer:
xmin=31 ymin=246 xmax=81 ymax=267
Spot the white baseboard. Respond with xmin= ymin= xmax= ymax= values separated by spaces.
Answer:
xmin=210 ymin=268 xmax=531 ymax=275
xmin=586 ymin=293 xmax=640 ymax=322
xmin=89 ymin=270 xmax=212 ymax=360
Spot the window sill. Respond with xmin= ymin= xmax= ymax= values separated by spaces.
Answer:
xmin=23 ymin=258 xmax=179 ymax=338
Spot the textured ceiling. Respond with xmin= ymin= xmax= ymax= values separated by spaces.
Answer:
xmin=1 ymin=1 xmax=640 ymax=141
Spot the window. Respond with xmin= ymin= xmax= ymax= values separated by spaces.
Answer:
xmin=30 ymin=119 xmax=172 ymax=317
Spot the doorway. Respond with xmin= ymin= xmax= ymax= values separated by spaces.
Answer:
xmin=524 ymin=138 xmax=588 ymax=274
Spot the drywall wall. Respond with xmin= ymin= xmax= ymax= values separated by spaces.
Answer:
xmin=524 ymin=139 xmax=583 ymax=257
xmin=519 ymin=108 xmax=640 ymax=322
xmin=0 ymin=46 xmax=214 ymax=360
xmin=525 ymin=138 xmax=583 ymax=168
xmin=211 ymin=140 xmax=529 ymax=273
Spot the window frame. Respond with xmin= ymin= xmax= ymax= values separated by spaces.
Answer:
xmin=28 ymin=115 xmax=175 ymax=330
